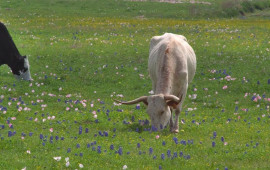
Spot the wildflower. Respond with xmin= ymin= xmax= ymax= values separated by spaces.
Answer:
xmin=222 ymin=85 xmax=228 ymax=90
xmin=26 ymin=150 xmax=31 ymax=154
xmin=155 ymin=135 xmax=160 ymax=139
xmin=53 ymin=157 xmax=61 ymax=161
xmin=79 ymin=163 xmax=84 ymax=168
xmin=161 ymin=153 xmax=165 ymax=160
xmin=123 ymin=165 xmax=128 ymax=169
xmin=149 ymin=147 xmax=153 ymax=155
xmin=49 ymin=128 xmax=53 ymax=132
xmin=212 ymin=142 xmax=216 ymax=147
xmin=66 ymin=161 xmax=70 ymax=167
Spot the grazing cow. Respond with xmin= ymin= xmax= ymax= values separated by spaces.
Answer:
xmin=0 ymin=22 xmax=32 ymax=81
xmin=115 ymin=33 xmax=196 ymax=133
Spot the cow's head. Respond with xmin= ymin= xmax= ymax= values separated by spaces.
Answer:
xmin=114 ymin=94 xmax=181 ymax=131
xmin=14 ymin=56 xmax=32 ymax=81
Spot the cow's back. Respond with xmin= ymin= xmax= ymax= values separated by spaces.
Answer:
xmin=0 ymin=22 xmax=20 ymax=64
xmin=148 ymin=33 xmax=196 ymax=94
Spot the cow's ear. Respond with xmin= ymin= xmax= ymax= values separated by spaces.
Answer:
xmin=22 ymin=56 xmax=27 ymax=59
xmin=142 ymin=100 xmax=148 ymax=106
xmin=166 ymin=100 xmax=179 ymax=109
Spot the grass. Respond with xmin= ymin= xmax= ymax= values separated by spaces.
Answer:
xmin=0 ymin=0 xmax=270 ymax=169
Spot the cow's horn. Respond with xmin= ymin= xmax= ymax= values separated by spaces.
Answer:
xmin=113 ymin=96 xmax=148 ymax=105
xmin=164 ymin=95 xmax=181 ymax=103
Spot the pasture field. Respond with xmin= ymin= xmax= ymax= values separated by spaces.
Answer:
xmin=0 ymin=0 xmax=270 ymax=169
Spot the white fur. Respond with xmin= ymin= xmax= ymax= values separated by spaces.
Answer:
xmin=147 ymin=33 xmax=196 ymax=132
xmin=15 ymin=57 xmax=32 ymax=81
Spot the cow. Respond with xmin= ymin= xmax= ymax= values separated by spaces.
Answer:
xmin=115 ymin=33 xmax=196 ymax=133
xmin=0 ymin=22 xmax=32 ymax=81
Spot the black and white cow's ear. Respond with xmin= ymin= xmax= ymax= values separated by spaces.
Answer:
xmin=22 ymin=55 xmax=27 ymax=59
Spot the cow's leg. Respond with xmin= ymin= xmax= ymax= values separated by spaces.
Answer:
xmin=171 ymin=78 xmax=188 ymax=133
xmin=169 ymin=108 xmax=174 ymax=131
xmin=171 ymin=109 xmax=180 ymax=133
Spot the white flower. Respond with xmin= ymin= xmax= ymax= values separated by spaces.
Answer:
xmin=26 ymin=150 xmax=31 ymax=154
xmin=53 ymin=156 xmax=61 ymax=161
xmin=123 ymin=165 xmax=128 ymax=169
xmin=21 ymin=167 xmax=27 ymax=170
xmin=66 ymin=161 xmax=70 ymax=167
xmin=65 ymin=157 xmax=69 ymax=162
xmin=79 ymin=163 xmax=84 ymax=168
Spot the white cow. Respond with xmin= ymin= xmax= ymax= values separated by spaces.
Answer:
xmin=116 ymin=33 xmax=196 ymax=133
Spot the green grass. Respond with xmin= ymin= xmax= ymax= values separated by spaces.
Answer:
xmin=0 ymin=0 xmax=270 ymax=169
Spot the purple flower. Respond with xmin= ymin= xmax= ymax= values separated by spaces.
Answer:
xmin=221 ymin=136 xmax=224 ymax=142
xmin=110 ymin=144 xmax=114 ymax=150
xmin=212 ymin=141 xmax=216 ymax=147
xmin=179 ymin=151 xmax=183 ymax=157
xmin=173 ymin=152 xmax=177 ymax=158
xmin=162 ymin=141 xmax=166 ymax=146
xmin=161 ymin=153 xmax=165 ymax=160
xmin=149 ymin=147 xmax=153 ymax=155
xmin=118 ymin=147 xmax=123 ymax=155
xmin=159 ymin=165 xmax=162 ymax=170
xmin=40 ymin=134 xmax=44 ymax=139
xmin=97 ymin=146 xmax=101 ymax=153
xmin=80 ymin=153 xmax=83 ymax=157
xmin=173 ymin=137 xmax=178 ymax=144
xmin=76 ymin=144 xmax=80 ymax=148
xmin=137 ymin=143 xmax=141 ymax=148
xmin=87 ymin=143 xmax=90 ymax=148
xmin=167 ymin=150 xmax=171 ymax=157
xmin=85 ymin=128 xmax=89 ymax=133
xmin=67 ymin=148 xmax=71 ymax=153
xmin=213 ymin=131 xmax=217 ymax=138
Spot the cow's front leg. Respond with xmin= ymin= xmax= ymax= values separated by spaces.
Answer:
xmin=171 ymin=109 xmax=180 ymax=133
xmin=169 ymin=109 xmax=174 ymax=131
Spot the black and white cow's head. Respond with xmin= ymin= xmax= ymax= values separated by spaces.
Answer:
xmin=12 ymin=56 xmax=32 ymax=81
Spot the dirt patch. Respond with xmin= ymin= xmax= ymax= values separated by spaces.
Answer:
xmin=126 ymin=0 xmax=211 ymax=5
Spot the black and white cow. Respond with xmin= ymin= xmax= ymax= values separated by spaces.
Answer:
xmin=0 ymin=22 xmax=32 ymax=81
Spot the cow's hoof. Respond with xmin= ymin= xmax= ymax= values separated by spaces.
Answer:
xmin=171 ymin=129 xmax=179 ymax=133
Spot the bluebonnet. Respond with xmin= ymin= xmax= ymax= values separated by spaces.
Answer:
xmin=85 ymin=128 xmax=89 ymax=133
xmin=212 ymin=141 xmax=216 ymax=147
xmin=162 ymin=141 xmax=166 ymax=146
xmin=76 ymin=144 xmax=80 ymax=148
xmin=173 ymin=137 xmax=178 ymax=144
xmin=97 ymin=146 xmax=101 ymax=153
xmin=167 ymin=150 xmax=171 ymax=157
xmin=40 ymin=134 xmax=44 ymax=139
xmin=67 ymin=148 xmax=71 ymax=153
xmin=161 ymin=153 xmax=165 ymax=160
xmin=118 ymin=147 xmax=123 ymax=155
xmin=137 ymin=143 xmax=141 ymax=148
xmin=110 ymin=144 xmax=114 ymax=150
xmin=213 ymin=131 xmax=217 ymax=139
xmin=149 ymin=147 xmax=153 ymax=155
xmin=221 ymin=136 xmax=224 ymax=142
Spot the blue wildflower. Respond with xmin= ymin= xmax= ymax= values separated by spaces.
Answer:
xmin=167 ymin=150 xmax=171 ymax=157
xmin=161 ymin=153 xmax=165 ymax=160
xmin=67 ymin=148 xmax=71 ymax=153
xmin=97 ymin=146 xmax=101 ymax=153
xmin=76 ymin=144 xmax=80 ymax=148
xmin=149 ymin=147 xmax=153 ymax=155
xmin=110 ymin=144 xmax=114 ymax=150
xmin=212 ymin=141 xmax=216 ymax=147
xmin=137 ymin=143 xmax=141 ymax=148
xmin=173 ymin=137 xmax=178 ymax=144
xmin=118 ymin=147 xmax=123 ymax=155
xmin=162 ymin=141 xmax=166 ymax=146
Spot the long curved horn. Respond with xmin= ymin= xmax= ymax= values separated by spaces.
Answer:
xmin=164 ymin=95 xmax=181 ymax=103
xmin=113 ymin=96 xmax=148 ymax=105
